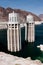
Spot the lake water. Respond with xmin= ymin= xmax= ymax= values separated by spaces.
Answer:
xmin=35 ymin=23 xmax=43 ymax=46
xmin=0 ymin=24 xmax=43 ymax=59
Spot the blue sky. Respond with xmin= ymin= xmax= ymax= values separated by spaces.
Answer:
xmin=0 ymin=0 xmax=43 ymax=15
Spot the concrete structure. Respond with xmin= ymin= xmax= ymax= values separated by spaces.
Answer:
xmin=9 ymin=11 xmax=20 ymax=22
xmin=27 ymin=14 xmax=35 ymax=42
xmin=7 ymin=11 xmax=21 ymax=52
xmin=0 ymin=12 xmax=36 ymax=52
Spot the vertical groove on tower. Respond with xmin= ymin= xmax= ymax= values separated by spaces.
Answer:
xmin=12 ymin=26 xmax=14 ymax=51
xmin=19 ymin=25 xmax=21 ymax=50
xmin=15 ymin=24 xmax=17 ymax=51
xmin=14 ymin=24 xmax=16 ymax=52
xmin=7 ymin=24 xmax=10 ymax=51
xmin=25 ymin=23 xmax=27 ymax=41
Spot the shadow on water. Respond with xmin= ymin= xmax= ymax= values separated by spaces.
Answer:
xmin=0 ymin=24 xmax=43 ymax=62
xmin=0 ymin=29 xmax=7 ymax=52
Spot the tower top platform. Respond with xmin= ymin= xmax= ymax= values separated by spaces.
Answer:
xmin=7 ymin=21 xmax=20 ymax=24
xmin=9 ymin=11 xmax=19 ymax=17
xmin=8 ymin=11 xmax=20 ymax=22
xmin=26 ymin=14 xmax=34 ymax=23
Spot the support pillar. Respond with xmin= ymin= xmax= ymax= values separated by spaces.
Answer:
xmin=7 ymin=24 xmax=10 ymax=51
xmin=14 ymin=24 xmax=16 ymax=52
xmin=16 ymin=24 xmax=20 ymax=51
xmin=25 ymin=23 xmax=27 ymax=41
xmin=10 ymin=24 xmax=13 ymax=51
xmin=27 ymin=14 xmax=35 ymax=43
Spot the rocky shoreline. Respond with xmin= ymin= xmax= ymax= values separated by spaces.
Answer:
xmin=0 ymin=52 xmax=43 ymax=65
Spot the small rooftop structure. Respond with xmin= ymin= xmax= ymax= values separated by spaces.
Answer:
xmin=26 ymin=14 xmax=34 ymax=23
xmin=8 ymin=11 xmax=20 ymax=22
